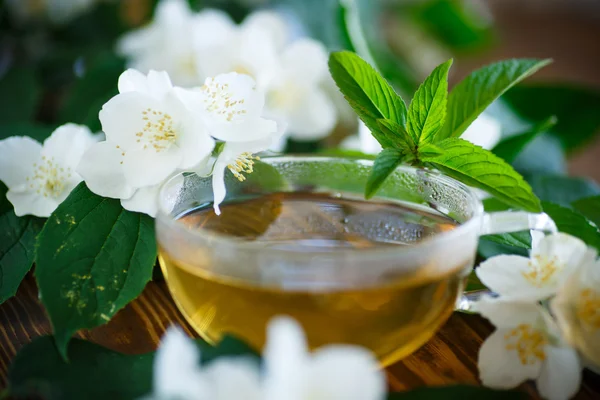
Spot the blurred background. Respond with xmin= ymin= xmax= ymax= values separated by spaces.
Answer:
xmin=0 ymin=0 xmax=599 ymax=183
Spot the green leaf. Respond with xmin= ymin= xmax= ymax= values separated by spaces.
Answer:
xmin=478 ymin=198 xmax=531 ymax=256
xmin=0 ymin=122 xmax=56 ymax=142
xmin=8 ymin=336 xmax=154 ymax=400
xmin=328 ymin=51 xmax=408 ymax=147
xmin=0 ymin=184 xmax=44 ymax=304
xmin=387 ymin=385 xmax=527 ymax=400
xmin=365 ymin=149 xmax=407 ymax=199
xmin=478 ymin=238 xmax=529 ymax=259
xmin=527 ymin=174 xmax=600 ymax=207
xmin=482 ymin=231 xmax=531 ymax=249
xmin=407 ymin=59 xmax=452 ymax=143
xmin=200 ymin=335 xmax=260 ymax=365
xmin=0 ymin=68 xmax=40 ymax=124
xmin=572 ymin=196 xmax=600 ymax=228
xmin=420 ymin=138 xmax=541 ymax=212
xmin=376 ymin=118 xmax=414 ymax=151
xmin=35 ymin=184 xmax=157 ymax=359
xmin=542 ymin=201 xmax=600 ymax=251
xmin=59 ymin=53 xmax=126 ymax=131
xmin=504 ymin=85 xmax=600 ymax=151
xmin=8 ymin=334 xmax=258 ymax=400
xmin=438 ymin=59 xmax=551 ymax=140
xmin=492 ymin=116 xmax=557 ymax=163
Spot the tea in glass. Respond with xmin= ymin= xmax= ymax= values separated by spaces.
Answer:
xmin=158 ymin=191 xmax=469 ymax=366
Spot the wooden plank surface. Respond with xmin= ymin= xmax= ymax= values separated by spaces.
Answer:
xmin=0 ymin=274 xmax=598 ymax=398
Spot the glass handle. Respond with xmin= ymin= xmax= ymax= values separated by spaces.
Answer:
xmin=480 ymin=211 xmax=557 ymax=236
xmin=456 ymin=211 xmax=557 ymax=312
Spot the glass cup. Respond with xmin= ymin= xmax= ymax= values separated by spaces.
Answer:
xmin=156 ymin=156 xmax=555 ymax=366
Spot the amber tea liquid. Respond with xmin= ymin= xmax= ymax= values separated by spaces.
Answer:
xmin=159 ymin=192 xmax=467 ymax=366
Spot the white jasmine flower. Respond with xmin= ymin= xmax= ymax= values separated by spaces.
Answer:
xmin=193 ymin=73 xmax=278 ymax=142
xmin=0 ymin=124 xmax=97 ymax=217
xmin=476 ymin=233 xmax=589 ymax=301
xmin=149 ymin=327 xmax=210 ymax=400
xmin=263 ymin=317 xmax=386 ymax=400
xmin=78 ymin=69 xmax=215 ymax=202
xmin=475 ymin=296 xmax=581 ymax=400
xmin=176 ymin=72 xmax=280 ymax=214
xmin=241 ymin=10 xmax=289 ymax=51
xmin=461 ymin=113 xmax=501 ymax=150
xmin=552 ymin=249 xmax=600 ymax=367
xmin=211 ymin=135 xmax=278 ymax=215
xmin=192 ymin=10 xmax=280 ymax=88
xmin=148 ymin=317 xmax=385 ymax=400
xmin=265 ymin=39 xmax=337 ymax=141
xmin=117 ymin=0 xmax=213 ymax=87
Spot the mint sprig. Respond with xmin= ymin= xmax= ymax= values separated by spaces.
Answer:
xmin=329 ymin=51 xmax=549 ymax=212
xmin=407 ymin=59 xmax=452 ymax=144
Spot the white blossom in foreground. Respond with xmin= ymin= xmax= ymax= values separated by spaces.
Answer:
xmin=78 ymin=69 xmax=215 ymax=215
xmin=150 ymin=327 xmax=210 ymax=400
xmin=0 ymin=124 xmax=97 ymax=217
xmin=476 ymin=232 xmax=589 ymax=301
xmin=262 ymin=317 xmax=386 ymax=400
xmin=552 ymin=249 xmax=600 ymax=368
xmin=475 ymin=296 xmax=581 ymax=400
xmin=146 ymin=317 xmax=385 ymax=400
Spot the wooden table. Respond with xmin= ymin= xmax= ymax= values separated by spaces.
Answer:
xmin=1 ymin=274 xmax=599 ymax=398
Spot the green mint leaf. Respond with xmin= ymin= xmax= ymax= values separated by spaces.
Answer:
xmin=420 ymin=138 xmax=541 ymax=212
xmin=492 ymin=116 xmax=557 ymax=163
xmin=504 ymin=85 xmax=600 ymax=152
xmin=35 ymin=183 xmax=157 ymax=360
xmin=572 ymin=195 xmax=600 ymax=228
xmin=8 ymin=334 xmax=258 ymax=399
xmin=542 ymin=201 xmax=600 ymax=251
xmin=365 ymin=149 xmax=407 ymax=199
xmin=438 ymin=58 xmax=551 ymax=140
xmin=0 ymin=67 xmax=40 ymax=124
xmin=328 ymin=51 xmax=408 ymax=147
xmin=387 ymin=385 xmax=527 ymax=400
xmin=0 ymin=184 xmax=44 ymax=304
xmin=376 ymin=118 xmax=415 ymax=151
xmin=407 ymin=59 xmax=452 ymax=144
xmin=527 ymin=174 xmax=600 ymax=207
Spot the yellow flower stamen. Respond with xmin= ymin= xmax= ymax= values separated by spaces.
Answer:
xmin=577 ymin=288 xmax=600 ymax=329
xmin=227 ymin=152 xmax=259 ymax=182
xmin=522 ymin=254 xmax=561 ymax=287
xmin=504 ymin=324 xmax=548 ymax=365
xmin=137 ymin=108 xmax=177 ymax=152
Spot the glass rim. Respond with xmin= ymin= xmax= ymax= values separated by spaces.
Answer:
xmin=156 ymin=155 xmax=485 ymax=256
